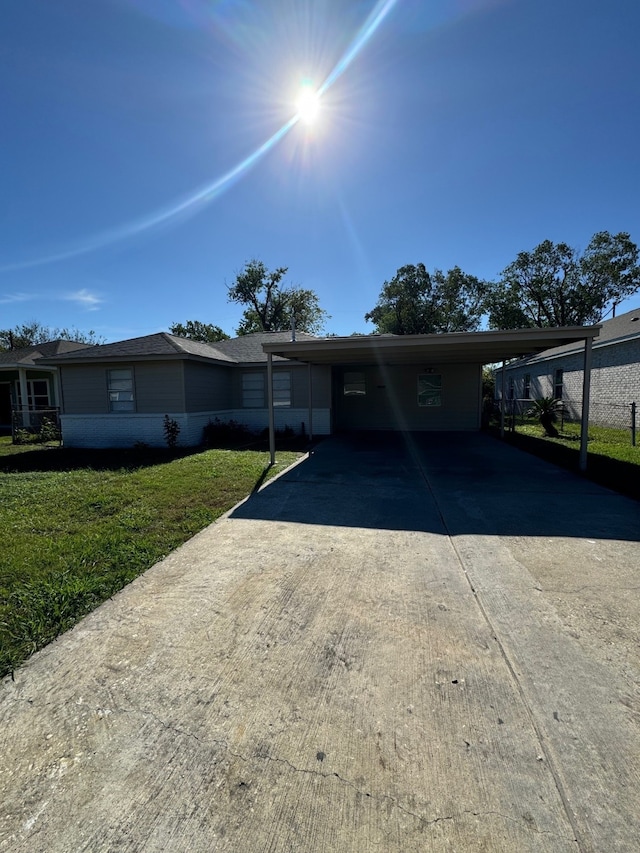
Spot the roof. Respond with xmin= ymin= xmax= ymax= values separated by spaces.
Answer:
xmin=211 ymin=331 xmax=317 ymax=363
xmin=39 ymin=331 xmax=316 ymax=366
xmin=39 ymin=333 xmax=237 ymax=365
xmin=262 ymin=326 xmax=602 ymax=366
xmin=0 ymin=340 xmax=92 ymax=368
xmin=502 ymin=308 xmax=640 ymax=369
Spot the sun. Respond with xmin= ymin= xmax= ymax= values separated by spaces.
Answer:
xmin=295 ymin=82 xmax=321 ymax=125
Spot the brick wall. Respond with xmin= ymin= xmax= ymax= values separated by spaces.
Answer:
xmin=60 ymin=408 xmax=331 ymax=449
xmin=496 ymin=338 xmax=639 ymax=426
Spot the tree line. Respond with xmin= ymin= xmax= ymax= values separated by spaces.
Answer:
xmin=3 ymin=231 xmax=638 ymax=349
xmin=365 ymin=231 xmax=640 ymax=335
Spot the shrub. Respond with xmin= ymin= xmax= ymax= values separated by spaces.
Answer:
xmin=163 ymin=415 xmax=181 ymax=449
xmin=39 ymin=417 xmax=61 ymax=443
xmin=203 ymin=418 xmax=252 ymax=448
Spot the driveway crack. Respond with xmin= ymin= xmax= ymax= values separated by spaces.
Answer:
xmin=110 ymin=705 xmax=576 ymax=843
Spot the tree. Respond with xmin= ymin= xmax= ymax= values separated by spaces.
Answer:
xmin=0 ymin=321 xmax=104 ymax=351
xmin=488 ymin=232 xmax=640 ymax=329
xmin=227 ymin=259 xmax=328 ymax=335
xmin=364 ymin=264 xmax=486 ymax=335
xmin=169 ymin=320 xmax=229 ymax=342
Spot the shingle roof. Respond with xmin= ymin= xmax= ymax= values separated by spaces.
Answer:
xmin=505 ymin=307 xmax=640 ymax=368
xmin=39 ymin=333 xmax=237 ymax=364
xmin=212 ymin=331 xmax=318 ymax=363
xmin=0 ymin=340 xmax=92 ymax=367
xmin=38 ymin=331 xmax=318 ymax=365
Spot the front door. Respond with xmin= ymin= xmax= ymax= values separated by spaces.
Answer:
xmin=0 ymin=383 xmax=13 ymax=427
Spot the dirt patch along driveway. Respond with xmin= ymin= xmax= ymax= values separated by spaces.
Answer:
xmin=1 ymin=432 xmax=638 ymax=852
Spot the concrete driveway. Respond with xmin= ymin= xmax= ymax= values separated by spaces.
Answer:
xmin=1 ymin=432 xmax=638 ymax=852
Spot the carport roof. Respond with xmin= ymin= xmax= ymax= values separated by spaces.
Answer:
xmin=262 ymin=325 xmax=601 ymax=366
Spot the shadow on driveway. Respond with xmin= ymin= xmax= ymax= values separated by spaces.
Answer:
xmin=232 ymin=431 xmax=640 ymax=542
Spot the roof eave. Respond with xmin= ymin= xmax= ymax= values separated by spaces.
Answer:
xmin=262 ymin=326 xmax=602 ymax=365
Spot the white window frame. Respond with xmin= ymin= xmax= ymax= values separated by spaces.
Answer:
xmin=108 ymin=368 xmax=135 ymax=412
xmin=344 ymin=371 xmax=366 ymax=396
xmin=418 ymin=374 xmax=442 ymax=407
xmin=272 ymin=371 xmax=291 ymax=408
xmin=15 ymin=379 xmax=51 ymax=410
xmin=523 ymin=374 xmax=531 ymax=399
xmin=242 ymin=372 xmax=265 ymax=408
xmin=554 ymin=368 xmax=564 ymax=400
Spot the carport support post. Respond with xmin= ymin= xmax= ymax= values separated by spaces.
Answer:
xmin=500 ymin=361 xmax=506 ymax=438
xmin=307 ymin=361 xmax=314 ymax=441
xmin=267 ymin=352 xmax=275 ymax=465
xmin=579 ymin=336 xmax=593 ymax=472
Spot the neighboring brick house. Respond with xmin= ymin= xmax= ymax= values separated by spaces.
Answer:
xmin=495 ymin=308 xmax=640 ymax=426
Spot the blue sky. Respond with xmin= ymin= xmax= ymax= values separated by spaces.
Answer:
xmin=2 ymin=0 xmax=640 ymax=340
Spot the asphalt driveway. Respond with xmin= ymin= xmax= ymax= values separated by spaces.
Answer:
xmin=1 ymin=432 xmax=638 ymax=852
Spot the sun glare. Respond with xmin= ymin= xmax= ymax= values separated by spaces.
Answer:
xmin=295 ymin=83 xmax=321 ymax=125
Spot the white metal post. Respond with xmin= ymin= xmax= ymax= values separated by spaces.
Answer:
xmin=308 ymin=361 xmax=313 ymax=441
xmin=500 ymin=361 xmax=506 ymax=438
xmin=579 ymin=337 xmax=593 ymax=472
xmin=267 ymin=352 xmax=275 ymax=464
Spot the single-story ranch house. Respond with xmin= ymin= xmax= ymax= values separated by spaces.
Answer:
xmin=21 ymin=325 xmax=602 ymax=462
xmin=495 ymin=308 xmax=640 ymax=426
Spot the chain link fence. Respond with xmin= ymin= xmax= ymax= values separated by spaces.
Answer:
xmin=494 ymin=398 xmax=637 ymax=446
xmin=11 ymin=408 xmax=62 ymax=445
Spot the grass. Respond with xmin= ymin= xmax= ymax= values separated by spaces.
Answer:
xmin=0 ymin=437 xmax=302 ymax=678
xmin=513 ymin=420 xmax=640 ymax=465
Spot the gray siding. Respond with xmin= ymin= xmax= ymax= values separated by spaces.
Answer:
xmin=307 ymin=365 xmax=331 ymax=408
xmin=61 ymin=361 xmax=185 ymax=414
xmin=230 ymin=364 xmax=331 ymax=409
xmin=184 ymin=362 xmax=232 ymax=412
xmin=334 ymin=364 xmax=481 ymax=431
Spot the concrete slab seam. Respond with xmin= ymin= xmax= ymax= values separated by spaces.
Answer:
xmin=412 ymin=458 xmax=586 ymax=853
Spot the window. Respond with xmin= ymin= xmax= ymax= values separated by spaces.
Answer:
xmin=108 ymin=368 xmax=135 ymax=412
xmin=418 ymin=374 xmax=442 ymax=407
xmin=508 ymin=377 xmax=515 ymax=400
xmin=523 ymin=374 xmax=531 ymax=399
xmin=272 ymin=371 xmax=291 ymax=407
xmin=242 ymin=372 xmax=264 ymax=408
xmin=16 ymin=379 xmax=50 ymax=410
xmin=344 ymin=372 xmax=366 ymax=396
xmin=554 ymin=368 xmax=563 ymax=400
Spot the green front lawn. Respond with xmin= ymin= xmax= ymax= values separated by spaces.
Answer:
xmin=0 ymin=438 xmax=302 ymax=678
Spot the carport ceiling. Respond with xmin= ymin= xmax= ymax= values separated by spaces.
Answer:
xmin=263 ymin=326 xmax=601 ymax=366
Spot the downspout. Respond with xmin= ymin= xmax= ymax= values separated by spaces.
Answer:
xmin=308 ymin=361 xmax=314 ymax=441
xmin=267 ymin=352 xmax=275 ymax=464
xmin=500 ymin=361 xmax=506 ymax=438
xmin=579 ymin=336 xmax=593 ymax=472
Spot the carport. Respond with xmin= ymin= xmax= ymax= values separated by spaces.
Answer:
xmin=263 ymin=325 xmax=601 ymax=469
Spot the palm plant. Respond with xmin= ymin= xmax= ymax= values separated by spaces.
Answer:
xmin=527 ymin=397 xmax=563 ymax=437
